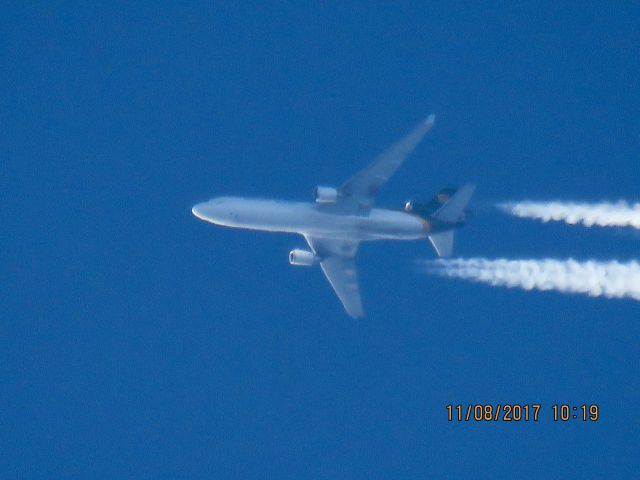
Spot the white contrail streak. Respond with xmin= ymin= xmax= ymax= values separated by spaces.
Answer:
xmin=425 ymin=258 xmax=640 ymax=301
xmin=498 ymin=201 xmax=640 ymax=229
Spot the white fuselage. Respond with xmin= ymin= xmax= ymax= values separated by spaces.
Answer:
xmin=192 ymin=197 xmax=430 ymax=241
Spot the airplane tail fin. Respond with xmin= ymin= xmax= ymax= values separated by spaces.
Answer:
xmin=427 ymin=184 xmax=475 ymax=257
xmin=431 ymin=184 xmax=475 ymax=224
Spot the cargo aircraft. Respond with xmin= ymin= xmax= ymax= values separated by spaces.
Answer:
xmin=192 ymin=115 xmax=474 ymax=318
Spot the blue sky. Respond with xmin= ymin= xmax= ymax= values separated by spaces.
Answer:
xmin=2 ymin=2 xmax=639 ymax=478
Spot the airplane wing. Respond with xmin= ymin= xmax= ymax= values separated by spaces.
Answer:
xmin=304 ymin=236 xmax=363 ymax=318
xmin=337 ymin=114 xmax=436 ymax=213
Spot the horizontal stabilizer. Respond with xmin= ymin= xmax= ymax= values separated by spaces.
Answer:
xmin=432 ymin=184 xmax=475 ymax=223
xmin=428 ymin=230 xmax=454 ymax=257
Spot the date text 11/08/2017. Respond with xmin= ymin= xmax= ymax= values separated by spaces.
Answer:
xmin=446 ymin=404 xmax=599 ymax=422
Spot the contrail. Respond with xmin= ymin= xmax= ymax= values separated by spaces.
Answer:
xmin=424 ymin=258 xmax=640 ymax=301
xmin=498 ymin=201 xmax=640 ymax=229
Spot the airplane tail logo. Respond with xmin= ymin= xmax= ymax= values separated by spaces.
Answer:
xmin=405 ymin=185 xmax=475 ymax=257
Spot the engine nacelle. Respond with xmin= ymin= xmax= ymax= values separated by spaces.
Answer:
xmin=313 ymin=186 xmax=339 ymax=204
xmin=289 ymin=249 xmax=319 ymax=266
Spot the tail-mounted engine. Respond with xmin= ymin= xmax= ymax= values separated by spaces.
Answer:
xmin=313 ymin=186 xmax=339 ymax=204
xmin=289 ymin=249 xmax=319 ymax=266
xmin=404 ymin=187 xmax=458 ymax=218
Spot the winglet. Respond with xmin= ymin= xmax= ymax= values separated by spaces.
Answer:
xmin=425 ymin=113 xmax=436 ymax=127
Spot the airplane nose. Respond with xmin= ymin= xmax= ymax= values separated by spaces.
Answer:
xmin=192 ymin=203 xmax=207 ymax=220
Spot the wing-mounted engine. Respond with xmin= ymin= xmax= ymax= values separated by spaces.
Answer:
xmin=313 ymin=186 xmax=340 ymax=204
xmin=289 ymin=249 xmax=320 ymax=266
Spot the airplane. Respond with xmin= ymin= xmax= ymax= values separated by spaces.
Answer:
xmin=192 ymin=114 xmax=474 ymax=318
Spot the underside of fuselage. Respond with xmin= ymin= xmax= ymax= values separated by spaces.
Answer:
xmin=192 ymin=197 xmax=431 ymax=241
